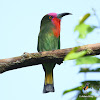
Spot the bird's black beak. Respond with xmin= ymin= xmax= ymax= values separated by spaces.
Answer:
xmin=57 ymin=13 xmax=72 ymax=19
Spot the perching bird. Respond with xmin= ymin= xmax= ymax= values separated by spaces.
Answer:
xmin=37 ymin=12 xmax=72 ymax=93
xmin=81 ymin=83 xmax=89 ymax=91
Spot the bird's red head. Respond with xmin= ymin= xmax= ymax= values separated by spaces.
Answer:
xmin=40 ymin=12 xmax=72 ymax=38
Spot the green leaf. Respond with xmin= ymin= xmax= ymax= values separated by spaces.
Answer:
xmin=74 ymin=23 xmax=96 ymax=39
xmin=80 ymin=68 xmax=100 ymax=72
xmin=63 ymin=81 xmax=98 ymax=99
xmin=76 ymin=56 xmax=100 ymax=65
xmin=79 ymin=13 xmax=91 ymax=24
xmin=82 ymin=81 xmax=100 ymax=90
xmin=79 ymin=68 xmax=90 ymax=72
xmin=63 ymin=86 xmax=82 ymax=95
xmin=64 ymin=46 xmax=87 ymax=61
xmin=64 ymin=51 xmax=87 ymax=60
xmin=87 ymin=26 xmax=96 ymax=33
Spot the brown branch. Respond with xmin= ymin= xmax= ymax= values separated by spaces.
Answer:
xmin=0 ymin=43 xmax=100 ymax=73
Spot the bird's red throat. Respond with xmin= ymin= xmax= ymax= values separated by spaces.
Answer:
xmin=52 ymin=18 xmax=61 ymax=38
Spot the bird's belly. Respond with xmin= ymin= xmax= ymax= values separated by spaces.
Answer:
xmin=39 ymin=35 xmax=59 ymax=51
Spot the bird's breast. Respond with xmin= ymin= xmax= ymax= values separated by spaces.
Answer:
xmin=52 ymin=18 xmax=61 ymax=38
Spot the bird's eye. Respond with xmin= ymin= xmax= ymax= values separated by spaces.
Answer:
xmin=49 ymin=16 xmax=52 ymax=19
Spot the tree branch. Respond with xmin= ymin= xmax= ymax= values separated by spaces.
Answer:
xmin=0 ymin=43 xmax=100 ymax=73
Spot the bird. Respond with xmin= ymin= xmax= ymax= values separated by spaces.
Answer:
xmin=80 ymin=83 xmax=89 ymax=91
xmin=37 ymin=12 xmax=72 ymax=93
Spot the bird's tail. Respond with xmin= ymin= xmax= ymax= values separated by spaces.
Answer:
xmin=43 ymin=71 xmax=55 ymax=93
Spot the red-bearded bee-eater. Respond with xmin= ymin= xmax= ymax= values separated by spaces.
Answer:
xmin=37 ymin=13 xmax=72 ymax=93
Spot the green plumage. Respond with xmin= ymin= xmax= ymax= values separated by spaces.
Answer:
xmin=37 ymin=12 xmax=72 ymax=93
xmin=37 ymin=15 xmax=60 ymax=93
xmin=37 ymin=28 xmax=60 ymax=51
xmin=37 ymin=16 xmax=60 ymax=51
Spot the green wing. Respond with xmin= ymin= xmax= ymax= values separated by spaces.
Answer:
xmin=58 ymin=36 xmax=60 ymax=49
xmin=37 ymin=27 xmax=60 ymax=52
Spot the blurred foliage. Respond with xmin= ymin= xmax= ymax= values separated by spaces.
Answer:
xmin=79 ymin=13 xmax=90 ymax=24
xmin=76 ymin=91 xmax=96 ymax=100
xmin=80 ymin=68 xmax=100 ymax=72
xmin=63 ymin=81 xmax=100 ymax=99
xmin=74 ymin=23 xmax=96 ymax=38
xmin=76 ymin=56 xmax=100 ymax=65
xmin=63 ymin=86 xmax=82 ymax=95
xmin=74 ymin=13 xmax=97 ymax=39
xmin=64 ymin=47 xmax=87 ymax=60
xmin=82 ymin=81 xmax=100 ymax=90
xmin=63 ymin=10 xmax=100 ymax=100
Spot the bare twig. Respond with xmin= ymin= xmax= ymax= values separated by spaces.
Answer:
xmin=0 ymin=43 xmax=100 ymax=73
